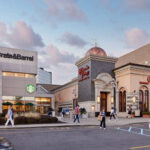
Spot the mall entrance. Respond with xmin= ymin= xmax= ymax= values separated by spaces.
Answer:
xmin=100 ymin=92 xmax=107 ymax=112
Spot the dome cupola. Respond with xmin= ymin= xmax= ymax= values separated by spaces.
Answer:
xmin=85 ymin=46 xmax=107 ymax=57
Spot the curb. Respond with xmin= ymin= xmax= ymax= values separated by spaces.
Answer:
xmin=0 ymin=122 xmax=149 ymax=130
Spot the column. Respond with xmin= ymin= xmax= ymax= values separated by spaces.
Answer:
xmin=0 ymin=70 xmax=2 ymax=113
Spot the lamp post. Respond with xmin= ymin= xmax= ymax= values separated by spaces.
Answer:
xmin=111 ymin=78 xmax=117 ymax=113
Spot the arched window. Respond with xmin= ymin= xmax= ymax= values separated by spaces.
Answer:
xmin=119 ymin=88 xmax=126 ymax=112
xmin=139 ymin=86 xmax=149 ymax=112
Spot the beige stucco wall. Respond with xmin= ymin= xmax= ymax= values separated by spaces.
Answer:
xmin=115 ymin=65 xmax=150 ymax=92
xmin=54 ymin=82 xmax=78 ymax=103
xmin=115 ymin=64 xmax=150 ymax=114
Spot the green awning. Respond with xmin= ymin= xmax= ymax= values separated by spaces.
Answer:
xmin=25 ymin=103 xmax=34 ymax=106
xmin=2 ymin=102 xmax=13 ymax=105
xmin=15 ymin=102 xmax=23 ymax=105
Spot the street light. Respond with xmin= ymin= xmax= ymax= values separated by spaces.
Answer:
xmin=111 ymin=78 xmax=117 ymax=112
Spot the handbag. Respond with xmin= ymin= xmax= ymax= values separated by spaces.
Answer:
xmin=97 ymin=115 xmax=102 ymax=121
xmin=5 ymin=114 xmax=9 ymax=119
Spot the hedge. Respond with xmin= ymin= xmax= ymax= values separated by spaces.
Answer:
xmin=0 ymin=115 xmax=58 ymax=125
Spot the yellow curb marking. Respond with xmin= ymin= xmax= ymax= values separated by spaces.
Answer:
xmin=130 ymin=145 xmax=150 ymax=149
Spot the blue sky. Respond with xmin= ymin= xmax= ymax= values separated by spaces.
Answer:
xmin=0 ymin=0 xmax=150 ymax=84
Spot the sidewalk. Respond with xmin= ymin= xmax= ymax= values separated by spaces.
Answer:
xmin=0 ymin=117 xmax=149 ymax=129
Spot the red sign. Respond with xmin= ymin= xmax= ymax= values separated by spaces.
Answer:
xmin=78 ymin=65 xmax=89 ymax=82
xmin=139 ymin=76 xmax=150 ymax=85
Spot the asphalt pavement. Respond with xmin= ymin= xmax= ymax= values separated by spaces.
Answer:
xmin=0 ymin=123 xmax=150 ymax=150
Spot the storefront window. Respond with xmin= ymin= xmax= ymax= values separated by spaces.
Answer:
xmin=2 ymin=72 xmax=35 ymax=78
xmin=139 ymin=86 xmax=149 ymax=112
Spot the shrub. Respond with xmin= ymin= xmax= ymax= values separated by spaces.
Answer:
xmin=142 ymin=112 xmax=150 ymax=115
xmin=0 ymin=117 xmax=5 ymax=125
xmin=14 ymin=115 xmax=58 ymax=124
xmin=79 ymin=108 xmax=87 ymax=115
xmin=14 ymin=116 xmax=27 ymax=125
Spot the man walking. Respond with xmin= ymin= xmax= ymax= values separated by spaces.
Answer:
xmin=5 ymin=104 xmax=14 ymax=127
xmin=73 ymin=105 xmax=80 ymax=123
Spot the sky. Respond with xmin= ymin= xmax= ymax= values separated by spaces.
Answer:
xmin=0 ymin=0 xmax=150 ymax=84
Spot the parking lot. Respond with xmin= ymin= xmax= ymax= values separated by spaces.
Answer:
xmin=0 ymin=123 xmax=150 ymax=150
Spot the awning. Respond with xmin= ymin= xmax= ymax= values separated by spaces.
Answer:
xmin=2 ymin=102 xmax=13 ymax=105
xmin=15 ymin=102 xmax=23 ymax=105
xmin=25 ymin=103 xmax=34 ymax=106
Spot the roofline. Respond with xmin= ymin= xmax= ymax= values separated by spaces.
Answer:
xmin=114 ymin=63 xmax=150 ymax=71
xmin=51 ymin=78 xmax=78 ymax=92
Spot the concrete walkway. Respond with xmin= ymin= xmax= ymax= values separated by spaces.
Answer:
xmin=0 ymin=117 xmax=149 ymax=129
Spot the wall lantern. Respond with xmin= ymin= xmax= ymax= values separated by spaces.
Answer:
xmin=133 ymin=96 xmax=136 ymax=103
xmin=97 ymin=96 xmax=100 ymax=104
xmin=111 ymin=96 xmax=114 ymax=104
xmin=91 ymin=105 xmax=95 ymax=112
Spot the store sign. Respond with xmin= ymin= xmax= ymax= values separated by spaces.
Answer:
xmin=0 ymin=52 xmax=34 ymax=61
xmin=78 ymin=65 xmax=89 ymax=82
xmin=139 ymin=76 xmax=150 ymax=85
xmin=26 ymin=84 xmax=35 ymax=93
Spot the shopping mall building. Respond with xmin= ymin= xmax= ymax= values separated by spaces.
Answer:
xmin=54 ymin=44 xmax=150 ymax=117
xmin=0 ymin=47 xmax=56 ymax=114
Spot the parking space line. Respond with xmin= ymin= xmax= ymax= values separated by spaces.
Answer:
xmin=129 ymin=145 xmax=150 ymax=149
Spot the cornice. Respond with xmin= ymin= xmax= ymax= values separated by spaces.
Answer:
xmin=75 ymin=54 xmax=118 ymax=67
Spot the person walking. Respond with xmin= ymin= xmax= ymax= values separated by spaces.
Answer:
xmin=127 ymin=105 xmax=133 ymax=118
xmin=110 ymin=107 xmax=116 ymax=120
xmin=73 ymin=105 xmax=80 ymax=123
xmin=5 ymin=104 xmax=14 ymax=127
xmin=100 ymin=109 xmax=106 ymax=129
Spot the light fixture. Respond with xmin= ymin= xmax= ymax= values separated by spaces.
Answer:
xmin=97 ymin=96 xmax=100 ymax=104
xmin=133 ymin=96 xmax=136 ymax=103
xmin=91 ymin=105 xmax=95 ymax=112
xmin=111 ymin=96 xmax=114 ymax=104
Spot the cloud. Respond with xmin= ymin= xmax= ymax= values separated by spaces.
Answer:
xmin=125 ymin=28 xmax=150 ymax=48
xmin=99 ymin=0 xmax=150 ymax=12
xmin=38 ymin=44 xmax=79 ymax=84
xmin=60 ymin=32 xmax=87 ymax=48
xmin=0 ymin=21 xmax=45 ymax=49
xmin=45 ymin=44 xmax=79 ymax=64
xmin=50 ymin=63 xmax=77 ymax=84
xmin=29 ymin=0 xmax=87 ymax=25
xmin=124 ymin=0 xmax=150 ymax=11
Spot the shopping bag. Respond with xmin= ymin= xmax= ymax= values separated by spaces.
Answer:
xmin=97 ymin=115 xmax=102 ymax=121
xmin=5 ymin=114 xmax=9 ymax=119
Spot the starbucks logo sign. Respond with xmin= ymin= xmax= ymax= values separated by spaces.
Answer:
xmin=26 ymin=84 xmax=35 ymax=93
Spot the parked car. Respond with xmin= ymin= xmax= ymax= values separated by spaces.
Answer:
xmin=0 ymin=137 xmax=14 ymax=150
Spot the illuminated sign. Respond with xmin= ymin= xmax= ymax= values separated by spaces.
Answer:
xmin=26 ymin=84 xmax=35 ymax=93
xmin=139 ymin=76 xmax=150 ymax=85
xmin=0 ymin=53 xmax=34 ymax=61
xmin=78 ymin=65 xmax=89 ymax=82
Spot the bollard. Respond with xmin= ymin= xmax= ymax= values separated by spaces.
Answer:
xmin=128 ymin=126 xmax=132 ymax=132
xmin=140 ymin=129 xmax=143 ymax=135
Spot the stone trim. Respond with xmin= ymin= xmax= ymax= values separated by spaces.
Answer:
xmin=76 ymin=54 xmax=117 ymax=67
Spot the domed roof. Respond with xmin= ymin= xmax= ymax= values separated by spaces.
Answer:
xmin=85 ymin=46 xmax=107 ymax=57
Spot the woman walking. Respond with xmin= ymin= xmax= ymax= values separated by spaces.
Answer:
xmin=100 ymin=109 xmax=106 ymax=129
xmin=5 ymin=104 xmax=14 ymax=127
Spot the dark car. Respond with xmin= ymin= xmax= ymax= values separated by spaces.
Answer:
xmin=0 ymin=137 xmax=14 ymax=150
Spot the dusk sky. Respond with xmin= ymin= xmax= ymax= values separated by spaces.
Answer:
xmin=0 ymin=0 xmax=150 ymax=84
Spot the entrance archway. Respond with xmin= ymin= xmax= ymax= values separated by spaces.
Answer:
xmin=119 ymin=88 xmax=126 ymax=112
xmin=139 ymin=86 xmax=149 ymax=112
xmin=100 ymin=92 xmax=107 ymax=112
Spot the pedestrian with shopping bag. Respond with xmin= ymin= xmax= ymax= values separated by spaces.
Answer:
xmin=5 ymin=104 xmax=14 ymax=127
xmin=100 ymin=109 xmax=106 ymax=130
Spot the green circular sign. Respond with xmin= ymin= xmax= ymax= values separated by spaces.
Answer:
xmin=26 ymin=84 xmax=35 ymax=93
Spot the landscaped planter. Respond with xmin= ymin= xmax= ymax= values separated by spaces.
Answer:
xmin=142 ymin=114 xmax=150 ymax=118
xmin=142 ymin=112 xmax=150 ymax=118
